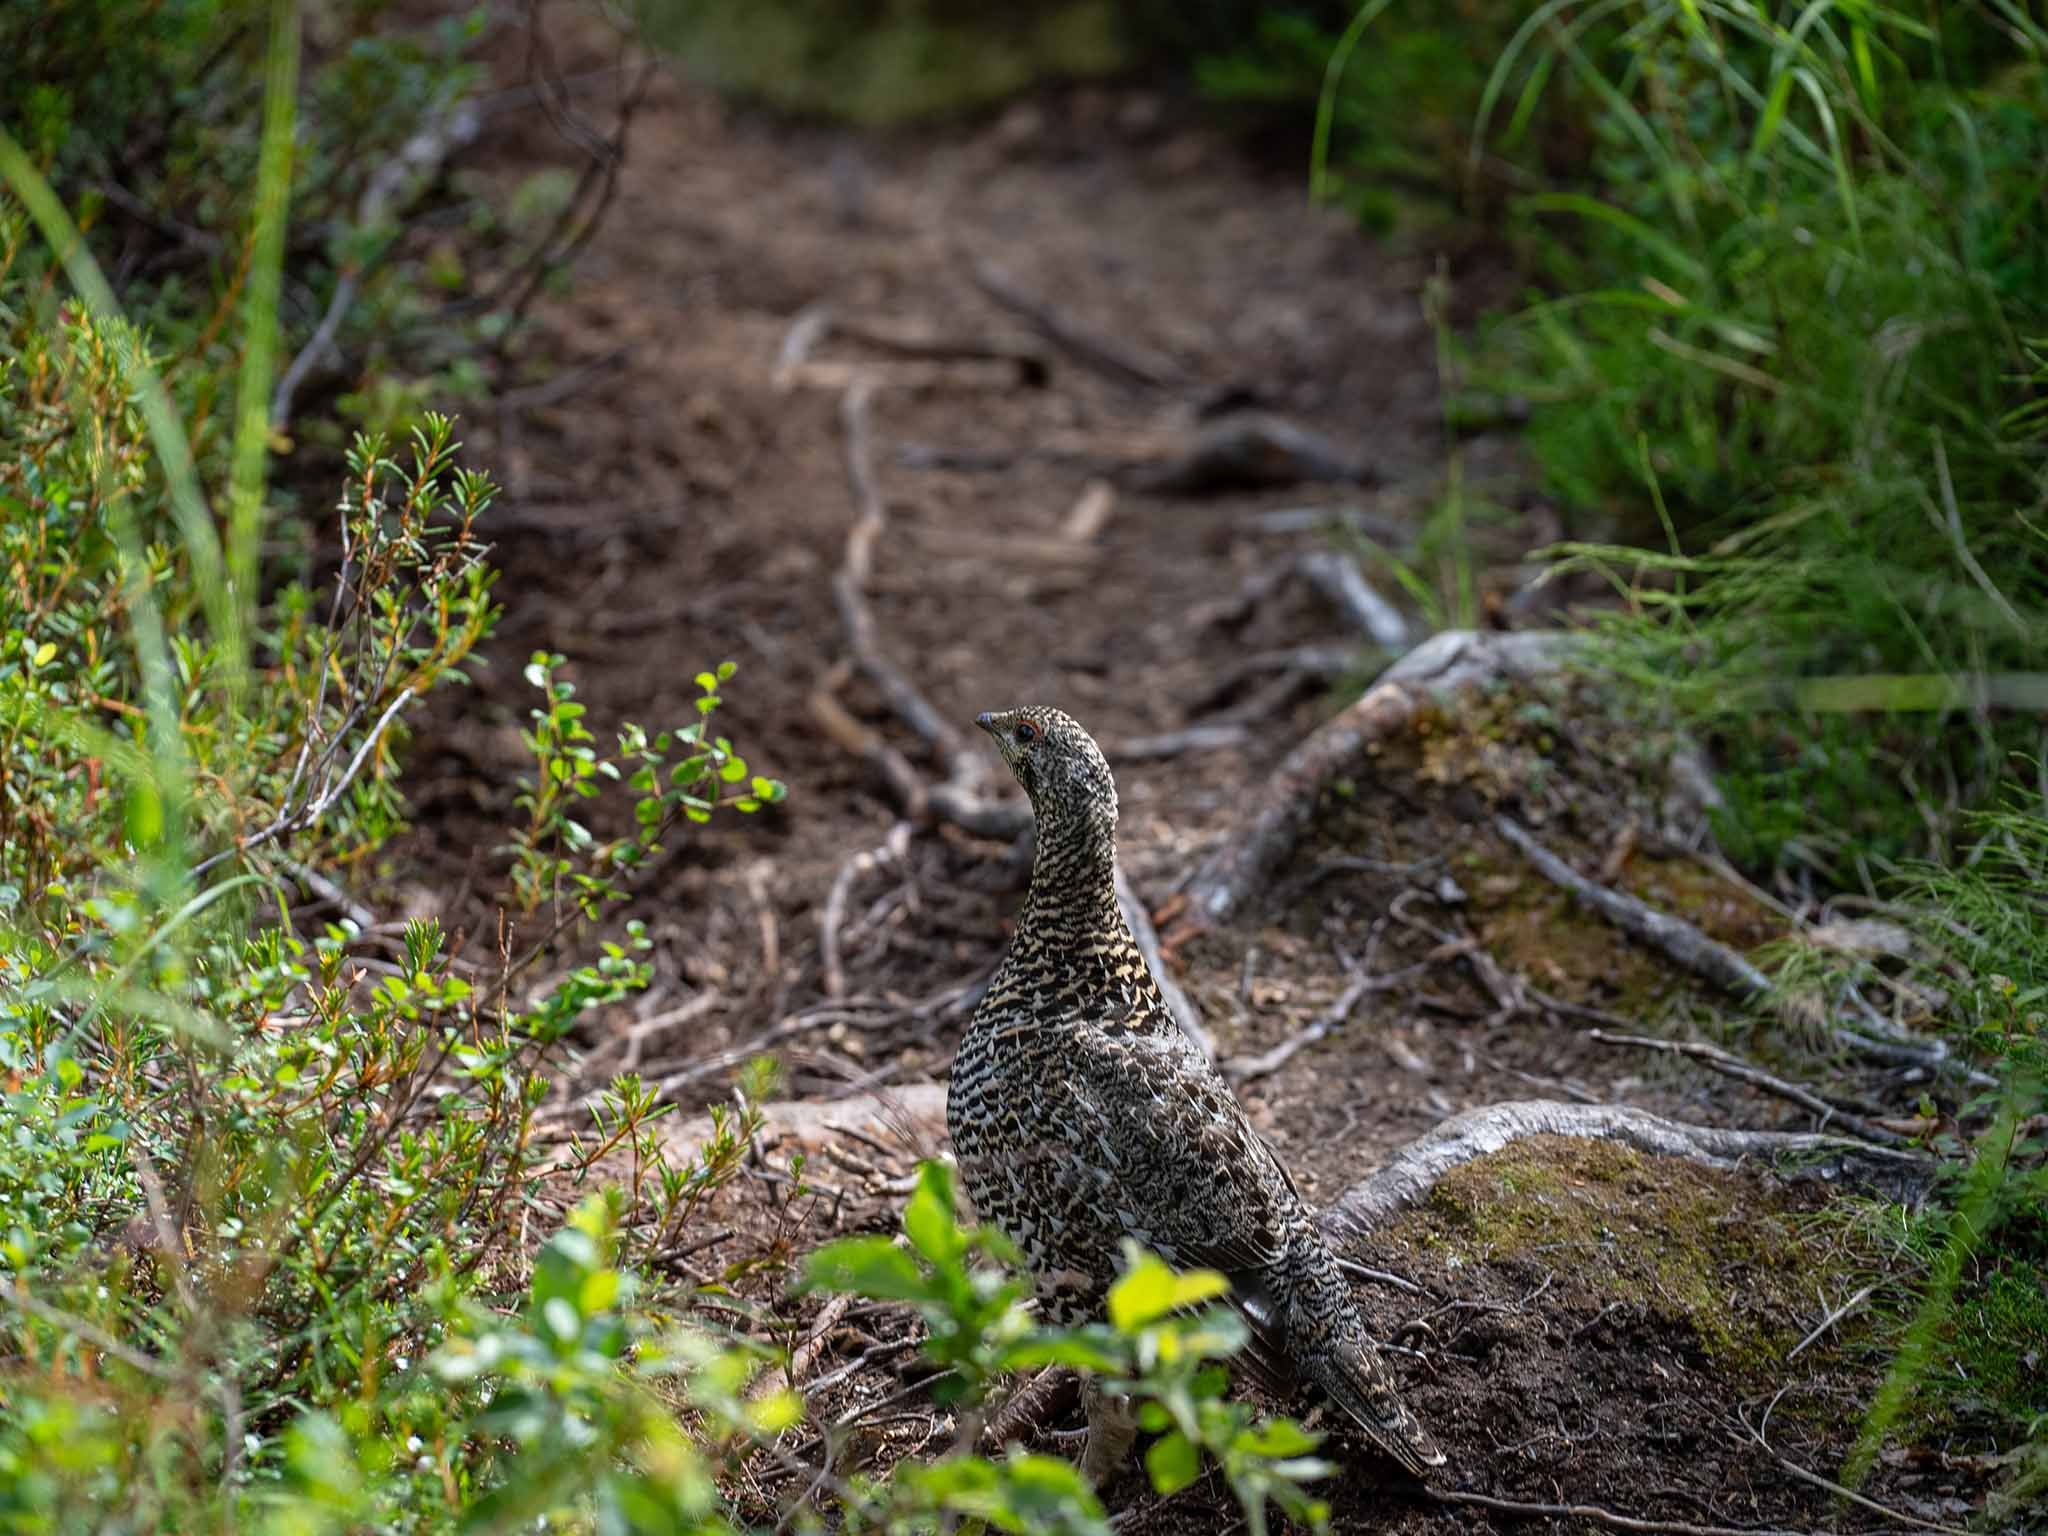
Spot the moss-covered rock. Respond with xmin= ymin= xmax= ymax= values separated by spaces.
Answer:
xmin=1394 ymin=1134 xmax=1867 ymax=1381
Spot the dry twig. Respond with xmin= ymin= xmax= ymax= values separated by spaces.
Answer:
xmin=968 ymin=256 xmax=1181 ymax=390
xmin=1738 ymin=1404 xmax=1972 ymax=1536
xmin=1428 ymin=1488 xmax=1823 ymax=1536
xmin=272 ymin=101 xmax=482 ymax=430
xmin=1585 ymin=1030 xmax=1913 ymax=1148
xmin=1785 ymin=1283 xmax=1878 ymax=1360
xmin=822 ymin=824 xmax=912 ymax=999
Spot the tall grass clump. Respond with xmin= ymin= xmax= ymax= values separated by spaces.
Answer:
xmin=1458 ymin=0 xmax=2048 ymax=871
xmin=1824 ymin=797 xmax=2047 ymax=1504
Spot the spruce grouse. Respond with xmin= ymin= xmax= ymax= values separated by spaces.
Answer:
xmin=947 ymin=705 xmax=1446 ymax=1482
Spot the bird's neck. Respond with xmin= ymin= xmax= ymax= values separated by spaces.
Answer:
xmin=1016 ymin=819 xmax=1124 ymax=940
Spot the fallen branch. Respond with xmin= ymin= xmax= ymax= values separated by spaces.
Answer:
xmin=969 ymin=256 xmax=1181 ymax=391
xmin=1585 ymin=1029 xmax=1913 ymax=1149
xmin=821 ymin=824 xmax=912 ymax=999
xmin=1177 ymin=631 xmax=1582 ymax=931
xmin=1223 ymin=970 xmax=1375 ymax=1085
xmin=1318 ymin=1099 xmax=1932 ymax=1248
xmin=1106 ymin=723 xmax=1251 ymax=761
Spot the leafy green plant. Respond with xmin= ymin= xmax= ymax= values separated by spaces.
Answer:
xmin=508 ymin=655 xmax=785 ymax=918
xmin=0 ymin=8 xmax=791 ymax=1526
xmin=804 ymin=1162 xmax=1335 ymax=1536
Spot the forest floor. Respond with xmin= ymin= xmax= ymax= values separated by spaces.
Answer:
xmin=376 ymin=38 xmax=1991 ymax=1536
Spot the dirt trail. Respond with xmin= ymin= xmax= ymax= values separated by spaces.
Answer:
xmin=388 ymin=56 xmax=1960 ymax=1536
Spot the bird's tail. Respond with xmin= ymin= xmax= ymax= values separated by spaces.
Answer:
xmin=1288 ymin=1240 xmax=1447 ymax=1479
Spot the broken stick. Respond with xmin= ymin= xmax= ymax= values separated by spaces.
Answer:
xmin=969 ymin=256 xmax=1182 ymax=391
xmin=1584 ymin=1029 xmax=1914 ymax=1149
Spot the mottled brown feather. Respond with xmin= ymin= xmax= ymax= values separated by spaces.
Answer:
xmin=947 ymin=706 xmax=1445 ymax=1479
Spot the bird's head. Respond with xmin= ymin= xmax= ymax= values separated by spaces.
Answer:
xmin=975 ymin=706 xmax=1117 ymax=845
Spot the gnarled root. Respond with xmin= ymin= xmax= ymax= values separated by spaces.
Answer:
xmin=1318 ymin=1099 xmax=1934 ymax=1251
xmin=1175 ymin=631 xmax=1581 ymax=934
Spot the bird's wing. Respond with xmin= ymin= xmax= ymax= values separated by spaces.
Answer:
xmin=1047 ymin=1024 xmax=1297 ymax=1283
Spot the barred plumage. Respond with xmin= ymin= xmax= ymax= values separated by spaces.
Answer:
xmin=947 ymin=705 xmax=1446 ymax=1482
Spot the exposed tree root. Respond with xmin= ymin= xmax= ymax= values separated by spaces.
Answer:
xmin=1496 ymin=815 xmax=1773 ymax=998
xmin=1175 ymin=630 xmax=1581 ymax=933
xmin=815 ymin=379 xmax=1028 ymax=842
xmin=1499 ymin=814 xmax=1976 ymax=1081
xmin=1317 ymin=1100 xmax=1933 ymax=1250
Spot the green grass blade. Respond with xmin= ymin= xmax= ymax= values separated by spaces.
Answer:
xmin=1843 ymin=1081 xmax=2035 ymax=1489
xmin=1747 ymin=66 xmax=1796 ymax=165
xmin=1470 ymin=0 xmax=1597 ymax=182
xmin=1516 ymin=191 xmax=1708 ymax=280
xmin=1789 ymin=64 xmax=1863 ymax=251
xmin=1311 ymin=0 xmax=1400 ymax=203
xmin=227 ymin=0 xmax=302 ymax=680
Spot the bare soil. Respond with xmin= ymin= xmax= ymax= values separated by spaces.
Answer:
xmin=379 ymin=38 xmax=1999 ymax=1534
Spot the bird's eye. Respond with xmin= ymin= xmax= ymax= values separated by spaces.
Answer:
xmin=1014 ymin=721 xmax=1037 ymax=744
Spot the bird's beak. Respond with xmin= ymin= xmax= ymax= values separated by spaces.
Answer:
xmin=974 ymin=712 xmax=998 ymax=736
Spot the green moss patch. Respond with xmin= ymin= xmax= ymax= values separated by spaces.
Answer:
xmin=1396 ymin=1135 xmax=1865 ymax=1381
